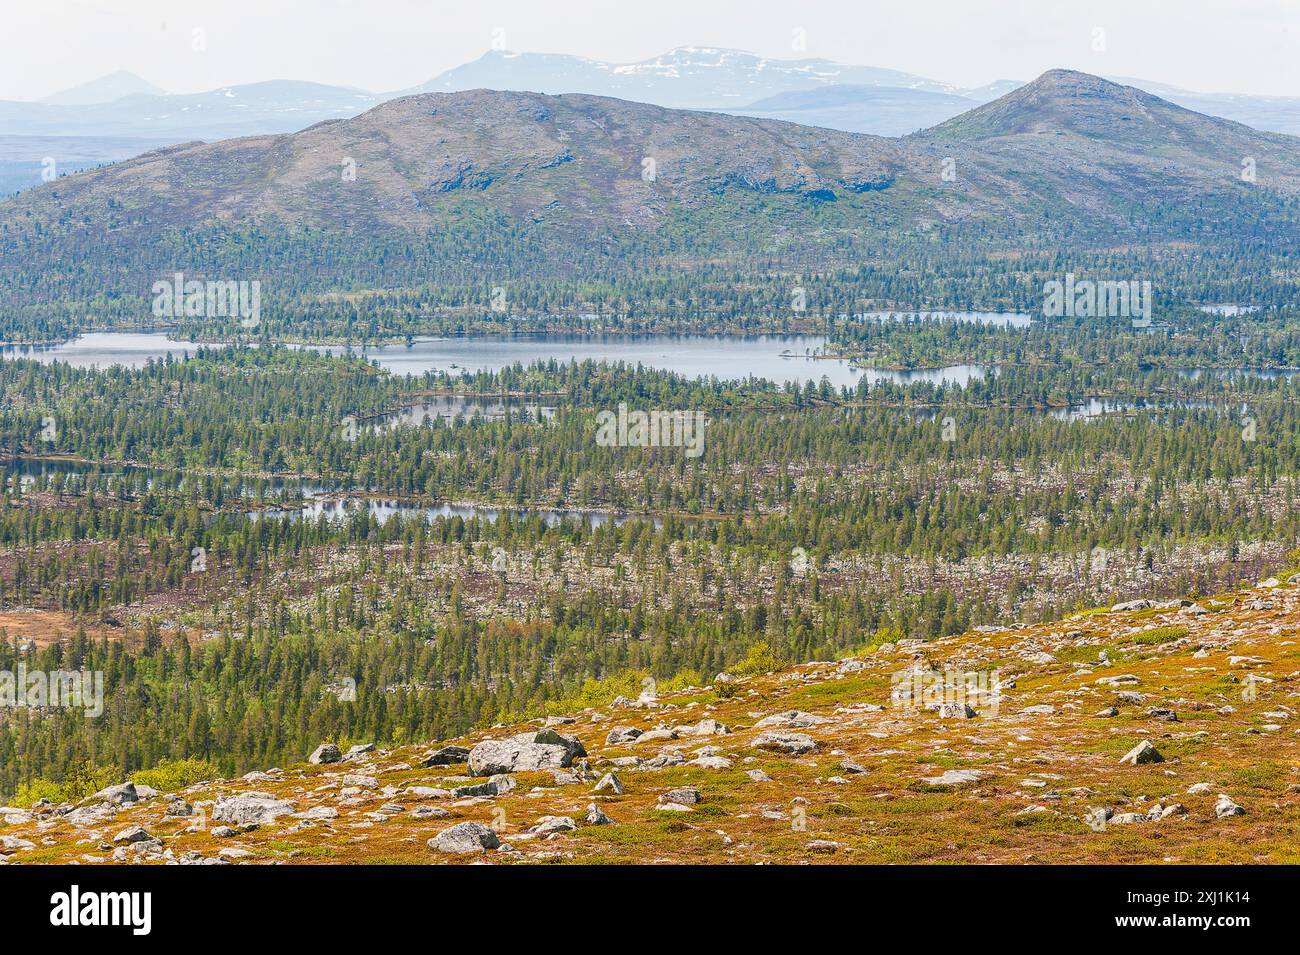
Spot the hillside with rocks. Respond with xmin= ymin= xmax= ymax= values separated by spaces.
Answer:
xmin=2 ymin=575 xmax=1297 ymax=865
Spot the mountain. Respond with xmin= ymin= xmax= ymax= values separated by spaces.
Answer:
xmin=0 ymin=80 xmax=381 ymax=140
xmin=728 ymin=84 xmax=984 ymax=136
xmin=4 ymin=71 xmax=1299 ymax=317
xmin=0 ymin=576 xmax=1288 ymax=864
xmin=8 ymin=71 xmax=1295 ymax=233
xmin=41 ymin=70 xmax=166 ymax=105
xmin=6 ymin=48 xmax=1300 ymax=177
xmin=408 ymin=47 xmax=960 ymax=108
xmin=910 ymin=70 xmax=1300 ymax=223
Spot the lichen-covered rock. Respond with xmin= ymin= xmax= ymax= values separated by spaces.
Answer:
xmin=212 ymin=792 xmax=295 ymax=826
xmin=1118 ymin=740 xmax=1163 ymax=765
xmin=468 ymin=729 xmax=586 ymax=776
xmin=753 ymin=731 xmax=817 ymax=754
xmin=430 ymin=822 xmax=499 ymax=854
xmin=308 ymin=744 xmax=342 ymax=765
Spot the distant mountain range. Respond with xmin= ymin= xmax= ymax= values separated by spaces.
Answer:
xmin=4 ymin=49 xmax=1300 ymax=197
xmin=5 ymin=70 xmax=1297 ymax=271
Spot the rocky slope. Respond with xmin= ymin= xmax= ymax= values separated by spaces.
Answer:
xmin=2 ymin=575 xmax=1297 ymax=865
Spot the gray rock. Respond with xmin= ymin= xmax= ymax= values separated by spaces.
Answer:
xmin=922 ymin=769 xmax=985 ymax=787
xmin=747 ymin=769 xmax=773 ymax=782
xmin=658 ymin=786 xmax=702 ymax=807
xmin=592 ymin=772 xmax=624 ymax=795
xmin=1214 ymin=794 xmax=1245 ymax=817
xmin=164 ymin=801 xmax=194 ymax=818
xmin=308 ymin=744 xmax=342 ymax=765
xmin=468 ymin=730 xmax=586 ymax=776
xmin=410 ymin=805 xmax=451 ymax=820
xmin=91 ymin=782 xmax=138 ymax=806
xmin=527 ymin=815 xmax=576 ymax=836
xmin=342 ymin=743 xmax=376 ymax=761
xmin=1118 ymin=740 xmax=1163 ymax=765
xmin=430 ymin=822 xmax=500 ymax=854
xmin=753 ymin=731 xmax=818 ymax=755
xmin=840 ymin=759 xmax=868 ymax=774
xmin=211 ymin=826 xmax=238 ymax=838
xmin=931 ymin=702 xmax=978 ymax=719
xmin=584 ymin=803 xmax=613 ymax=826
xmin=674 ymin=718 xmax=732 ymax=736
xmin=453 ymin=774 xmax=517 ymax=798
xmin=691 ymin=755 xmax=733 ymax=770
xmin=420 ymin=745 xmax=470 ymax=767
xmin=754 ymin=710 xmax=828 ymax=728
xmin=112 ymin=826 xmax=153 ymax=844
xmin=605 ymin=726 xmax=643 ymax=745
xmin=212 ymin=792 xmax=295 ymax=826
xmin=1111 ymin=600 xmax=1152 ymax=612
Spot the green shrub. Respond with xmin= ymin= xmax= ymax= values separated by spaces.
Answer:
xmin=131 ymin=757 xmax=219 ymax=793
xmin=733 ymin=641 xmax=780 ymax=677
xmin=1132 ymin=625 xmax=1189 ymax=645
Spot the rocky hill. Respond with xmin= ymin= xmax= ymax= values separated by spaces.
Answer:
xmin=5 ymin=71 xmax=1298 ymax=245
xmin=3 ymin=575 xmax=1296 ymax=865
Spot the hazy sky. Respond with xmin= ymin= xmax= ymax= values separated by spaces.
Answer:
xmin=2 ymin=0 xmax=1297 ymax=100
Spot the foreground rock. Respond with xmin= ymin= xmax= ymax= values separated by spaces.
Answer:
xmin=468 ymin=729 xmax=587 ymax=776
xmin=421 ymin=745 xmax=470 ymax=767
xmin=431 ymin=822 xmax=500 ymax=854
xmin=308 ymin=744 xmax=342 ymax=765
xmin=212 ymin=792 xmax=295 ymax=826
xmin=91 ymin=782 xmax=140 ymax=807
xmin=753 ymin=731 xmax=817 ymax=755
xmin=1118 ymin=740 xmax=1163 ymax=765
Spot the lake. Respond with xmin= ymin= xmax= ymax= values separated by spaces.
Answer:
xmin=1 ymin=331 xmax=987 ymax=389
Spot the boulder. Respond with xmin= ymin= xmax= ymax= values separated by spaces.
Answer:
xmin=420 ymin=745 xmax=470 ymax=767
xmin=527 ymin=815 xmax=576 ymax=836
xmin=931 ymin=702 xmax=978 ymax=719
xmin=1118 ymin=740 xmax=1163 ymax=765
xmin=430 ymin=822 xmax=499 ymax=854
xmin=605 ymin=727 xmax=643 ymax=745
xmin=658 ymin=786 xmax=702 ymax=807
xmin=592 ymin=773 xmax=624 ymax=795
xmin=453 ymin=774 xmax=517 ymax=798
xmin=753 ymin=731 xmax=818 ymax=754
xmin=1214 ymin=794 xmax=1246 ymax=818
xmin=921 ymin=769 xmax=985 ymax=787
xmin=754 ymin=710 xmax=828 ymax=728
xmin=584 ymin=803 xmax=613 ymax=826
xmin=308 ymin=744 xmax=342 ymax=765
xmin=212 ymin=792 xmax=295 ymax=826
xmin=468 ymin=730 xmax=586 ymax=776
xmin=112 ymin=826 xmax=153 ymax=844
xmin=91 ymin=782 xmax=138 ymax=806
